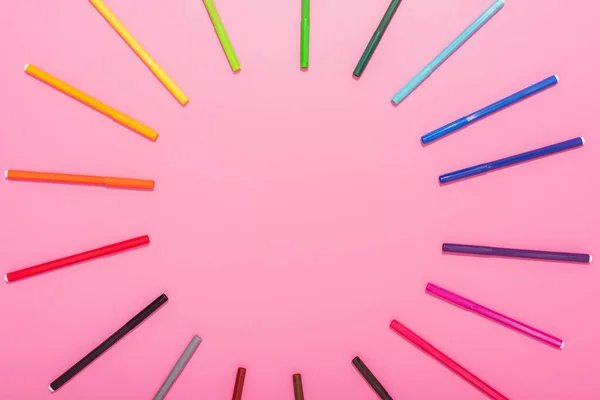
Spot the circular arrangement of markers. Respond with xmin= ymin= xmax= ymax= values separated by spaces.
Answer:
xmin=3 ymin=0 xmax=592 ymax=399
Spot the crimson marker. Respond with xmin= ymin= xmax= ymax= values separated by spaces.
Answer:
xmin=390 ymin=320 xmax=508 ymax=400
xmin=5 ymin=235 xmax=149 ymax=282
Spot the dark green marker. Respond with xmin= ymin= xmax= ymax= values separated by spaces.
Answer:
xmin=353 ymin=0 xmax=403 ymax=78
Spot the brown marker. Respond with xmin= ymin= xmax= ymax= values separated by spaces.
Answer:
xmin=232 ymin=368 xmax=246 ymax=400
xmin=293 ymin=374 xmax=304 ymax=400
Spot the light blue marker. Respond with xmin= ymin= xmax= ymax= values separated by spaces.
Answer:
xmin=422 ymin=75 xmax=559 ymax=144
xmin=391 ymin=0 xmax=504 ymax=105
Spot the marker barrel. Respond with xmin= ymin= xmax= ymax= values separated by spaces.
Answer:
xmin=6 ymin=170 xmax=154 ymax=190
xmin=153 ymin=335 xmax=202 ymax=400
xmin=443 ymin=243 xmax=591 ymax=263
xmin=390 ymin=320 xmax=508 ymax=400
xmin=353 ymin=0 xmax=403 ymax=77
xmin=300 ymin=0 xmax=310 ymax=68
xmin=231 ymin=368 xmax=246 ymax=400
xmin=293 ymin=374 xmax=304 ymax=400
xmin=391 ymin=0 xmax=504 ymax=105
xmin=421 ymin=75 xmax=559 ymax=144
xmin=49 ymin=294 xmax=168 ymax=392
xmin=439 ymin=137 xmax=584 ymax=184
xmin=426 ymin=283 xmax=564 ymax=349
xmin=203 ymin=0 xmax=240 ymax=72
xmin=352 ymin=357 xmax=393 ymax=400
xmin=89 ymin=0 xmax=188 ymax=105
xmin=25 ymin=64 xmax=159 ymax=141
xmin=5 ymin=235 xmax=149 ymax=282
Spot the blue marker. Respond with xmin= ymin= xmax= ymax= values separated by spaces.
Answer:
xmin=439 ymin=137 xmax=584 ymax=184
xmin=422 ymin=75 xmax=559 ymax=144
xmin=391 ymin=0 xmax=504 ymax=105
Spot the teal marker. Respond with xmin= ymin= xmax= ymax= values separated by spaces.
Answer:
xmin=391 ymin=0 xmax=504 ymax=105
xmin=300 ymin=0 xmax=310 ymax=68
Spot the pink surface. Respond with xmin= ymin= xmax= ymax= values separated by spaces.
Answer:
xmin=0 ymin=0 xmax=599 ymax=398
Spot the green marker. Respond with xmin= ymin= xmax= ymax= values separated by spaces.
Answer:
xmin=353 ymin=0 xmax=403 ymax=78
xmin=300 ymin=0 xmax=310 ymax=68
xmin=203 ymin=0 xmax=240 ymax=72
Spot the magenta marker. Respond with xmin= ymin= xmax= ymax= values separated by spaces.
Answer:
xmin=426 ymin=283 xmax=564 ymax=349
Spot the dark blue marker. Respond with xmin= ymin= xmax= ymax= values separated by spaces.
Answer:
xmin=439 ymin=137 xmax=584 ymax=184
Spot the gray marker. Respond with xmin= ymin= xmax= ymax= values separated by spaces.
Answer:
xmin=153 ymin=335 xmax=202 ymax=400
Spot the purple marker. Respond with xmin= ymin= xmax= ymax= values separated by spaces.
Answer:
xmin=443 ymin=243 xmax=592 ymax=263
xmin=426 ymin=283 xmax=564 ymax=349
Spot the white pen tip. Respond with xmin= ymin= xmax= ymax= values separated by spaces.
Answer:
xmin=48 ymin=385 xmax=54 ymax=393
xmin=560 ymin=341 xmax=565 ymax=349
xmin=554 ymin=74 xmax=559 ymax=83
xmin=4 ymin=170 xmax=8 ymax=179
xmin=24 ymin=64 xmax=29 ymax=71
xmin=581 ymin=137 xmax=585 ymax=145
xmin=3 ymin=274 xmax=7 ymax=283
xmin=589 ymin=255 xmax=592 ymax=263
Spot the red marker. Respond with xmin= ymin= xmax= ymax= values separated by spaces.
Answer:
xmin=5 ymin=235 xmax=149 ymax=283
xmin=390 ymin=320 xmax=508 ymax=400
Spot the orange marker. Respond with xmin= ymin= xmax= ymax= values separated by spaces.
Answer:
xmin=25 ymin=64 xmax=158 ymax=141
xmin=5 ymin=170 xmax=154 ymax=190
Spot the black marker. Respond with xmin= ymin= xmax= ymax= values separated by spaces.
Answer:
xmin=352 ymin=356 xmax=393 ymax=400
xmin=49 ymin=294 xmax=168 ymax=392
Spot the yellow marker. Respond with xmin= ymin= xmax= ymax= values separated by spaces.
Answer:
xmin=25 ymin=64 xmax=159 ymax=141
xmin=89 ymin=0 xmax=189 ymax=105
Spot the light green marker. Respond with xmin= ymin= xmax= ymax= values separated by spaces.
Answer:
xmin=300 ymin=0 xmax=310 ymax=68
xmin=203 ymin=0 xmax=240 ymax=72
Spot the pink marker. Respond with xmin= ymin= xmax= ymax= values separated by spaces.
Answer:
xmin=426 ymin=283 xmax=564 ymax=349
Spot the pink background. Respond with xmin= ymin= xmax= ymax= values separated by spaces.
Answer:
xmin=1 ymin=0 xmax=599 ymax=398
